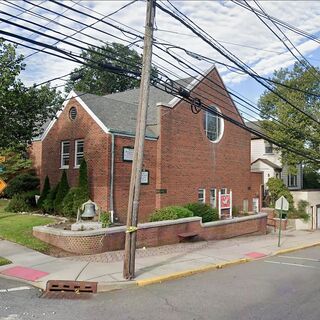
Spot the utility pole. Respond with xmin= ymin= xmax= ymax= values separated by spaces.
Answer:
xmin=123 ymin=0 xmax=156 ymax=280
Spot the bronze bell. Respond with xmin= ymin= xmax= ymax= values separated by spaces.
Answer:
xmin=81 ymin=202 xmax=96 ymax=219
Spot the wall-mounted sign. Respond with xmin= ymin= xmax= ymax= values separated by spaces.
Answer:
xmin=123 ymin=147 xmax=134 ymax=162
xmin=220 ymin=194 xmax=231 ymax=209
xmin=141 ymin=170 xmax=149 ymax=185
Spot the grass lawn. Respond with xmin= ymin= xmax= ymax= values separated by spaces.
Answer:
xmin=0 ymin=199 xmax=55 ymax=253
xmin=0 ymin=257 xmax=11 ymax=266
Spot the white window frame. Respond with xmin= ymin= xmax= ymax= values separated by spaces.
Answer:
xmin=74 ymin=139 xmax=84 ymax=168
xmin=60 ymin=141 xmax=70 ymax=169
xmin=203 ymin=106 xmax=224 ymax=143
xmin=264 ymin=141 xmax=273 ymax=154
xmin=210 ymin=188 xmax=216 ymax=208
xmin=288 ymin=173 xmax=298 ymax=187
xmin=198 ymin=188 xmax=206 ymax=204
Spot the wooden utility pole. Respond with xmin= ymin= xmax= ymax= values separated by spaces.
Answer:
xmin=123 ymin=0 xmax=156 ymax=280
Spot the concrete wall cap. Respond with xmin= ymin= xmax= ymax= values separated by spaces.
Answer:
xmin=202 ymin=212 xmax=267 ymax=228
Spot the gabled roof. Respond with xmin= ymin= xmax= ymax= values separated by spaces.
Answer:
xmin=251 ymin=158 xmax=282 ymax=170
xmin=40 ymin=67 xmax=245 ymax=141
xmin=245 ymin=120 xmax=264 ymax=139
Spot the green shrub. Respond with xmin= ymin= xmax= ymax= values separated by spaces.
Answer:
xmin=232 ymin=206 xmax=240 ymax=217
xmin=61 ymin=187 xmax=89 ymax=218
xmin=5 ymin=194 xmax=31 ymax=212
xmin=266 ymin=177 xmax=294 ymax=211
xmin=149 ymin=206 xmax=193 ymax=222
xmin=54 ymin=171 xmax=69 ymax=214
xmin=100 ymin=211 xmax=111 ymax=228
xmin=61 ymin=160 xmax=90 ymax=218
xmin=288 ymin=200 xmax=310 ymax=222
xmin=37 ymin=176 xmax=50 ymax=208
xmin=184 ymin=203 xmax=219 ymax=222
xmin=22 ymin=190 xmax=39 ymax=208
xmin=79 ymin=159 xmax=89 ymax=194
xmin=42 ymin=183 xmax=59 ymax=213
xmin=4 ymin=173 xmax=39 ymax=198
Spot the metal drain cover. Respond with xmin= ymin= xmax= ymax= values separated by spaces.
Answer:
xmin=41 ymin=280 xmax=97 ymax=299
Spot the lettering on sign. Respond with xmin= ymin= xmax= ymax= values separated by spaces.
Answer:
xmin=141 ymin=170 xmax=149 ymax=185
xmin=122 ymin=147 xmax=134 ymax=162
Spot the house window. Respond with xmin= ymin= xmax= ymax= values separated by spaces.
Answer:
xmin=61 ymin=141 xmax=70 ymax=168
xmin=203 ymin=106 xmax=223 ymax=142
xmin=210 ymin=189 xmax=216 ymax=208
xmin=75 ymin=140 xmax=84 ymax=168
xmin=265 ymin=141 xmax=273 ymax=154
xmin=198 ymin=189 xmax=205 ymax=204
xmin=288 ymin=174 xmax=298 ymax=187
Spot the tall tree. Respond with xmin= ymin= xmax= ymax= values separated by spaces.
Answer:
xmin=259 ymin=62 xmax=320 ymax=171
xmin=65 ymin=42 xmax=158 ymax=96
xmin=0 ymin=40 xmax=62 ymax=150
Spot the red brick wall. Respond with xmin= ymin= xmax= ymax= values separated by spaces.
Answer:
xmin=156 ymin=68 xmax=254 ymax=211
xmin=33 ymin=214 xmax=267 ymax=254
xmin=29 ymin=140 xmax=42 ymax=177
xmin=41 ymin=98 xmax=110 ymax=211
xmin=113 ymin=136 xmax=157 ymax=223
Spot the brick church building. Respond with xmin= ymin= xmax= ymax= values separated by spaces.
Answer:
xmin=31 ymin=67 xmax=262 ymax=223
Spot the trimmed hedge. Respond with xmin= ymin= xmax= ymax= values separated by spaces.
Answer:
xmin=54 ymin=171 xmax=69 ymax=213
xmin=5 ymin=194 xmax=31 ymax=212
xmin=184 ymin=203 xmax=219 ymax=222
xmin=149 ymin=206 xmax=193 ymax=222
xmin=61 ymin=187 xmax=89 ymax=218
xmin=37 ymin=176 xmax=50 ymax=208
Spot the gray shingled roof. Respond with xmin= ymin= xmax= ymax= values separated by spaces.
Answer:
xmin=245 ymin=120 xmax=265 ymax=139
xmin=76 ymin=77 xmax=194 ymax=138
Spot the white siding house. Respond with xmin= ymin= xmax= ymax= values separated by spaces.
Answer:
xmin=247 ymin=121 xmax=303 ymax=191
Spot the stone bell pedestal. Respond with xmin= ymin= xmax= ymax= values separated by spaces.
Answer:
xmin=71 ymin=221 xmax=102 ymax=231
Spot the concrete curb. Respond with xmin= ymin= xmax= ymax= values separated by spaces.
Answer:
xmin=136 ymin=258 xmax=251 ymax=287
xmin=273 ymin=241 xmax=320 ymax=256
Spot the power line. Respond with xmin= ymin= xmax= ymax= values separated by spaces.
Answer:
xmin=231 ymin=0 xmax=320 ymax=46
xmin=245 ymin=0 xmax=320 ymax=83
xmin=156 ymin=1 xmax=320 ymax=125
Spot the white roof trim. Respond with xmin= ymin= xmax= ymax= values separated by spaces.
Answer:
xmin=74 ymin=93 xmax=110 ymax=134
xmin=41 ymin=90 xmax=109 ymax=141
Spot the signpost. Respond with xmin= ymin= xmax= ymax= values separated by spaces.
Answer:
xmin=275 ymin=196 xmax=289 ymax=247
xmin=0 ymin=179 xmax=7 ymax=194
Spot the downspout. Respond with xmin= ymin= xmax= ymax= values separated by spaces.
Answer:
xmin=109 ymin=133 xmax=115 ymax=223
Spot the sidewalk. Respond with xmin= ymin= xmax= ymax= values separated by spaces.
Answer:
xmin=1 ymin=229 xmax=320 ymax=292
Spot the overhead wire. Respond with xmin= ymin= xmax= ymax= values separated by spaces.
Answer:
xmin=156 ymin=0 xmax=320 ymax=125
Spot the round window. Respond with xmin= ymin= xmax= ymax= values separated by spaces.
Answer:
xmin=69 ymin=107 xmax=77 ymax=121
xmin=203 ymin=106 xmax=224 ymax=142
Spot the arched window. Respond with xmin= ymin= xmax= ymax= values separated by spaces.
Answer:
xmin=203 ymin=106 xmax=224 ymax=142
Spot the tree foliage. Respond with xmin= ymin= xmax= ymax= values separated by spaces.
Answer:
xmin=0 ymin=40 xmax=62 ymax=150
xmin=0 ymin=148 xmax=32 ymax=181
xmin=38 ymin=176 xmax=51 ymax=208
xmin=259 ymin=62 xmax=320 ymax=171
xmin=65 ymin=42 xmax=158 ymax=96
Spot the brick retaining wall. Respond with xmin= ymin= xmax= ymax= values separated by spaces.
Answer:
xmin=33 ymin=213 xmax=267 ymax=255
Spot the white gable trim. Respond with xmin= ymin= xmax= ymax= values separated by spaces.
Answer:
xmin=41 ymin=91 xmax=109 ymax=141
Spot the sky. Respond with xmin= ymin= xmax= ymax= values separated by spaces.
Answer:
xmin=1 ymin=0 xmax=320 ymax=122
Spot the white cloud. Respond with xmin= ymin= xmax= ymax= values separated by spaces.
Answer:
xmin=0 ymin=0 xmax=319 ymax=95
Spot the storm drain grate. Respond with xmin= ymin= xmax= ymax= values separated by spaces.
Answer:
xmin=41 ymin=280 xmax=97 ymax=299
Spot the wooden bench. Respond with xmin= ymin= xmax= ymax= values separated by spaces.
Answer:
xmin=178 ymin=232 xmax=198 ymax=242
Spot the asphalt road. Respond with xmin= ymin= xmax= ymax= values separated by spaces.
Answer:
xmin=1 ymin=246 xmax=320 ymax=320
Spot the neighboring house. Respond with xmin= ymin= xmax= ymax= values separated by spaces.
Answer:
xmin=31 ymin=67 xmax=262 ymax=223
xmin=246 ymin=120 xmax=303 ymax=191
